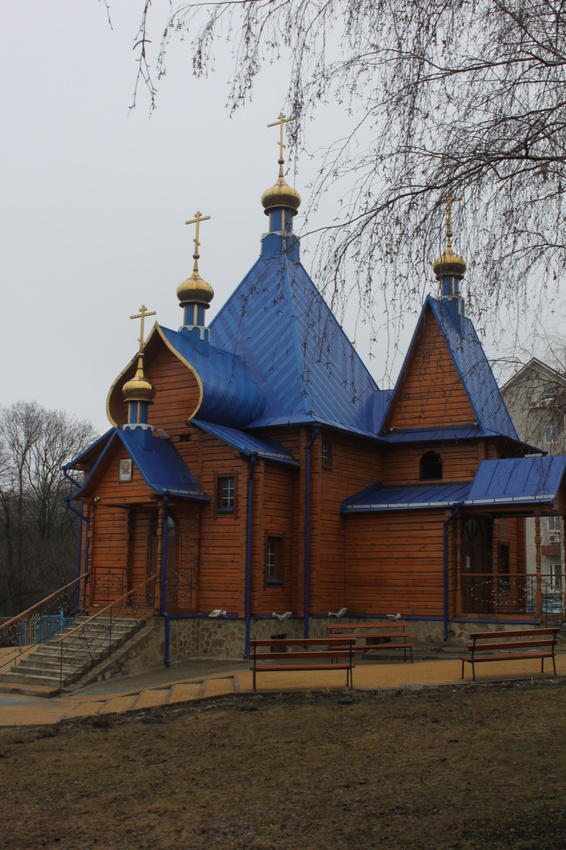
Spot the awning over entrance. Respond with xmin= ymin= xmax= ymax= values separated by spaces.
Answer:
xmin=465 ymin=456 xmax=566 ymax=507
xmin=341 ymin=455 xmax=566 ymax=514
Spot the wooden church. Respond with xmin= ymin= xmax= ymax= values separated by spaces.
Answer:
xmin=65 ymin=116 xmax=566 ymax=661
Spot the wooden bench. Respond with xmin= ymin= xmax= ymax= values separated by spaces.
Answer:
xmin=327 ymin=620 xmax=414 ymax=663
xmin=249 ymin=637 xmax=356 ymax=691
xmin=461 ymin=627 xmax=560 ymax=681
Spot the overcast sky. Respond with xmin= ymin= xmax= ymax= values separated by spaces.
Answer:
xmin=1 ymin=3 xmax=562 ymax=436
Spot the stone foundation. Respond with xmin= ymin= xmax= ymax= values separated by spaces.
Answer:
xmin=80 ymin=614 xmax=545 ymax=684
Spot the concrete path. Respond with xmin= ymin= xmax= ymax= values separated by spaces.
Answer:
xmin=1 ymin=653 xmax=564 ymax=728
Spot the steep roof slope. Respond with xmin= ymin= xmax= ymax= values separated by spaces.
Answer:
xmin=210 ymin=243 xmax=380 ymax=436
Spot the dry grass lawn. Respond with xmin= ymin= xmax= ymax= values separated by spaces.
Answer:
xmin=1 ymin=679 xmax=565 ymax=849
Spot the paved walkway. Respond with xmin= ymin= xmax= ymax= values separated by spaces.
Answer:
xmin=1 ymin=652 xmax=564 ymax=728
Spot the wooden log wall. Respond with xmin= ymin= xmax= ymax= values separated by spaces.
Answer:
xmin=384 ymin=310 xmax=475 ymax=430
xmin=344 ymin=511 xmax=445 ymax=616
xmin=383 ymin=442 xmax=482 ymax=485
xmin=311 ymin=431 xmax=382 ymax=612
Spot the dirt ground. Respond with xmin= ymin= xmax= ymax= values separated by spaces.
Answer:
xmin=1 ymin=679 xmax=566 ymax=849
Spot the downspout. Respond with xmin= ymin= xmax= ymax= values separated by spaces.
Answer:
xmin=64 ymin=469 xmax=89 ymax=614
xmin=304 ymin=426 xmax=320 ymax=639
xmin=443 ymin=507 xmax=460 ymax=641
xmin=244 ymin=454 xmax=257 ymax=659
xmin=161 ymin=493 xmax=170 ymax=666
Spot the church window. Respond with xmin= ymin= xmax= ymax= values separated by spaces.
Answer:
xmin=266 ymin=535 xmax=284 ymax=585
xmin=321 ymin=441 xmax=333 ymax=469
xmin=216 ymin=476 xmax=235 ymax=512
xmin=420 ymin=451 xmax=443 ymax=480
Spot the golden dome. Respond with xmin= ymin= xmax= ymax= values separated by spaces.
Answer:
xmin=176 ymin=271 xmax=214 ymax=307
xmin=261 ymin=174 xmax=301 ymax=215
xmin=433 ymin=245 xmax=467 ymax=279
xmin=123 ymin=355 xmax=154 ymax=403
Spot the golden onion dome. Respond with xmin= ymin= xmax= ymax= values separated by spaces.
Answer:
xmin=122 ymin=355 xmax=154 ymax=403
xmin=261 ymin=174 xmax=301 ymax=216
xmin=176 ymin=271 xmax=214 ymax=307
xmin=432 ymin=245 xmax=467 ymax=279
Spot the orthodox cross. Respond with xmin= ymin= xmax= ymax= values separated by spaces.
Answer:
xmin=185 ymin=210 xmax=211 ymax=272
xmin=267 ymin=112 xmax=297 ymax=163
xmin=442 ymin=195 xmax=461 ymax=249
xmin=130 ymin=304 xmax=156 ymax=351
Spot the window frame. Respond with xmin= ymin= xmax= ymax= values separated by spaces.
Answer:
xmin=265 ymin=534 xmax=285 ymax=587
xmin=321 ymin=440 xmax=333 ymax=470
xmin=215 ymin=473 xmax=238 ymax=517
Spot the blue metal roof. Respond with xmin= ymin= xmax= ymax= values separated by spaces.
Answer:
xmin=70 ymin=429 xmax=210 ymax=501
xmin=192 ymin=420 xmax=299 ymax=466
xmin=209 ymin=248 xmax=381 ymax=436
xmin=378 ymin=297 xmax=519 ymax=442
xmin=341 ymin=481 xmax=472 ymax=513
xmin=382 ymin=425 xmax=485 ymax=444
xmin=159 ymin=326 xmax=267 ymax=428
xmin=428 ymin=298 xmax=519 ymax=441
xmin=118 ymin=430 xmax=209 ymax=499
xmin=342 ymin=455 xmax=566 ymax=514
xmin=466 ymin=456 xmax=566 ymax=506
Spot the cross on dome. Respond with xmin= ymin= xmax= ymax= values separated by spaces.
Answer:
xmin=130 ymin=304 xmax=157 ymax=352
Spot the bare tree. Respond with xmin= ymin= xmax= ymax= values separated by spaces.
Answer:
xmin=0 ymin=402 xmax=96 ymax=614
xmin=132 ymin=0 xmax=566 ymax=341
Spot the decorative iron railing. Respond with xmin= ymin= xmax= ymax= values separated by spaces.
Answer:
xmin=460 ymin=572 xmax=564 ymax=618
xmin=0 ymin=572 xmax=90 ymax=674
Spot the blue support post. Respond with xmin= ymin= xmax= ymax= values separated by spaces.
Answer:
xmin=304 ymin=427 xmax=319 ymax=639
xmin=161 ymin=494 xmax=170 ymax=666
xmin=244 ymin=455 xmax=257 ymax=659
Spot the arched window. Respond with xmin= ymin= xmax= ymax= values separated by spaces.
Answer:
xmin=420 ymin=451 xmax=443 ymax=480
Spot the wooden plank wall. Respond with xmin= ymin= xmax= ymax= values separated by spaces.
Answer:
xmin=312 ymin=432 xmax=382 ymax=612
xmin=382 ymin=442 xmax=482 ymax=486
xmin=144 ymin=348 xmax=202 ymax=433
xmin=385 ymin=310 xmax=475 ymax=429
xmin=251 ymin=460 xmax=297 ymax=616
xmin=344 ymin=511 xmax=445 ymax=616
xmin=186 ymin=431 xmax=247 ymax=615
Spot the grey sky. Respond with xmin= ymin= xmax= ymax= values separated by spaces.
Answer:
xmin=1 ymin=3 xmax=561 ymax=436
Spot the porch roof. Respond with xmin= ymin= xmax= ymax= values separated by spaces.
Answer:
xmin=192 ymin=420 xmax=299 ymax=466
xmin=120 ymin=430 xmax=210 ymax=500
xmin=465 ymin=455 xmax=566 ymax=506
xmin=69 ymin=429 xmax=210 ymax=501
xmin=341 ymin=455 xmax=566 ymax=514
xmin=341 ymin=481 xmax=472 ymax=513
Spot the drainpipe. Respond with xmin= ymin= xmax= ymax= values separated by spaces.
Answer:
xmin=304 ymin=426 xmax=320 ymax=639
xmin=161 ymin=494 xmax=170 ymax=666
xmin=64 ymin=471 xmax=89 ymax=614
xmin=443 ymin=507 xmax=460 ymax=641
xmin=244 ymin=454 xmax=257 ymax=659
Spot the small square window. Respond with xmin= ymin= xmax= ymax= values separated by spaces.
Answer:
xmin=118 ymin=458 xmax=132 ymax=482
xmin=266 ymin=536 xmax=284 ymax=585
xmin=548 ymin=516 xmax=561 ymax=533
xmin=321 ymin=441 xmax=333 ymax=469
xmin=217 ymin=476 xmax=235 ymax=512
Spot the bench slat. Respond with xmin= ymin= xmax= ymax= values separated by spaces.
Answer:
xmin=461 ymin=627 xmax=559 ymax=682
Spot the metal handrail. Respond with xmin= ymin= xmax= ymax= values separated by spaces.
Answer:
xmin=55 ymin=571 xmax=159 ymax=688
xmin=56 ymin=572 xmax=159 ymax=645
xmin=0 ymin=571 xmax=90 ymax=640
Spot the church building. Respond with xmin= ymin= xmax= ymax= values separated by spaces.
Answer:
xmin=65 ymin=116 xmax=566 ymax=662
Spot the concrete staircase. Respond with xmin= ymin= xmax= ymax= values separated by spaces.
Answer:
xmin=0 ymin=615 xmax=146 ymax=696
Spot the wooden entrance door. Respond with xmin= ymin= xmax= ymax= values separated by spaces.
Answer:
xmin=461 ymin=516 xmax=493 ymax=614
xmin=149 ymin=513 xmax=179 ymax=608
